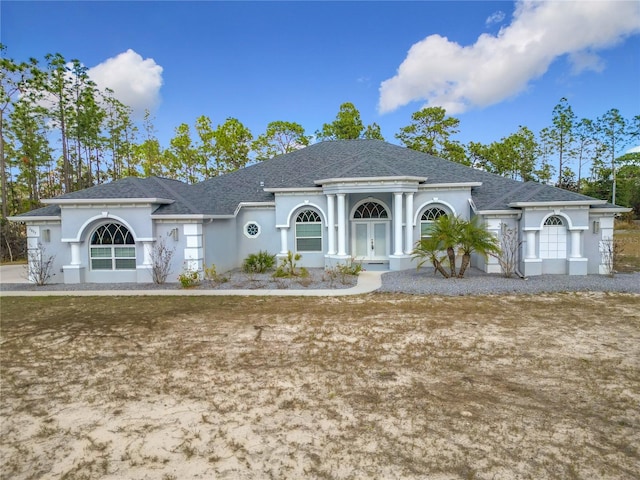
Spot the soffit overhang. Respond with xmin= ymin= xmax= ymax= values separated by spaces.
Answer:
xmin=315 ymin=176 xmax=427 ymax=194
xmin=7 ymin=215 xmax=61 ymax=222
xmin=43 ymin=198 xmax=175 ymax=206
xmin=508 ymin=200 xmax=605 ymax=208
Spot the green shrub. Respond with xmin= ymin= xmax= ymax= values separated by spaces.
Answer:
xmin=242 ymin=250 xmax=276 ymax=273
xmin=273 ymin=251 xmax=304 ymax=278
xmin=326 ymin=259 xmax=362 ymax=285
xmin=337 ymin=261 xmax=362 ymax=276
xmin=204 ymin=263 xmax=228 ymax=285
xmin=178 ymin=268 xmax=201 ymax=288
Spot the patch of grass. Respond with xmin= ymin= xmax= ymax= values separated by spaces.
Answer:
xmin=615 ymin=230 xmax=640 ymax=272
xmin=1 ymin=293 xmax=639 ymax=479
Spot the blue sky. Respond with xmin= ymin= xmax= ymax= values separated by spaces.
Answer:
xmin=2 ymin=1 xmax=639 ymax=152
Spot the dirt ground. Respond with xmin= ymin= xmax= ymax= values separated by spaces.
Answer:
xmin=1 ymin=292 xmax=639 ymax=480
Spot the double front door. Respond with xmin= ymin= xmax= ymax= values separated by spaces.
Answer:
xmin=353 ymin=221 xmax=389 ymax=261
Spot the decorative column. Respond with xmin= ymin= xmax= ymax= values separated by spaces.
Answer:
xmin=404 ymin=192 xmax=414 ymax=254
xmin=525 ymin=230 xmax=537 ymax=259
xmin=570 ymin=230 xmax=582 ymax=258
xmin=568 ymin=228 xmax=588 ymax=275
xmin=337 ymin=193 xmax=347 ymax=256
xmin=326 ymin=194 xmax=336 ymax=255
xmin=63 ymin=240 xmax=85 ymax=284
xmin=70 ymin=242 xmax=82 ymax=265
xmin=393 ymin=192 xmax=403 ymax=256
xmin=280 ymin=227 xmax=288 ymax=254
xmin=142 ymin=241 xmax=154 ymax=266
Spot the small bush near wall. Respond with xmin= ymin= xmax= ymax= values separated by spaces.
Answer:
xmin=27 ymin=243 xmax=56 ymax=286
xmin=242 ymin=250 xmax=276 ymax=273
xmin=204 ymin=264 xmax=229 ymax=285
xmin=325 ymin=259 xmax=363 ymax=286
xmin=178 ymin=268 xmax=201 ymax=288
xmin=273 ymin=251 xmax=308 ymax=278
xmin=150 ymin=238 xmax=175 ymax=284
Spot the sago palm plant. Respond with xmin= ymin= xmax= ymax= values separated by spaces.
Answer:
xmin=412 ymin=235 xmax=450 ymax=278
xmin=457 ymin=217 xmax=500 ymax=278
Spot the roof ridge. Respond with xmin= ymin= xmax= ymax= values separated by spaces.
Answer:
xmin=482 ymin=179 xmax=532 ymax=209
xmin=330 ymin=144 xmax=405 ymax=178
xmin=517 ymin=182 xmax=550 ymax=202
xmin=129 ymin=177 xmax=158 ymax=199
xmin=150 ymin=177 xmax=201 ymax=215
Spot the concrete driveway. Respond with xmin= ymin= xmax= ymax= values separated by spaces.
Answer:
xmin=0 ymin=264 xmax=29 ymax=284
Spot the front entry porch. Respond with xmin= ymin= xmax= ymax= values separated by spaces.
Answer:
xmin=322 ymin=191 xmax=416 ymax=272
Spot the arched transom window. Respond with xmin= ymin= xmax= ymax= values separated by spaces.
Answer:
xmin=544 ymin=216 xmax=564 ymax=226
xmin=540 ymin=215 xmax=567 ymax=259
xmin=420 ymin=206 xmax=448 ymax=237
xmin=295 ymin=209 xmax=322 ymax=252
xmin=353 ymin=202 xmax=388 ymax=219
xmin=90 ymin=223 xmax=136 ymax=270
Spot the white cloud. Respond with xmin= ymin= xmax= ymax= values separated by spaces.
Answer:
xmin=88 ymin=49 xmax=163 ymax=119
xmin=378 ymin=1 xmax=640 ymax=115
xmin=485 ymin=10 xmax=505 ymax=27
xmin=568 ymin=50 xmax=605 ymax=74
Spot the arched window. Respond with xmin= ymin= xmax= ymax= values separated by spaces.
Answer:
xmin=90 ymin=223 xmax=136 ymax=270
xmin=540 ymin=216 xmax=567 ymax=259
xmin=295 ymin=209 xmax=322 ymax=252
xmin=420 ymin=206 xmax=448 ymax=237
xmin=353 ymin=202 xmax=388 ymax=219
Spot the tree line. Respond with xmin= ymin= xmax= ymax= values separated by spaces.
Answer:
xmin=1 ymin=46 xmax=638 ymax=222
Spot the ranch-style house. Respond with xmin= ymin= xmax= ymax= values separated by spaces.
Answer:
xmin=10 ymin=139 xmax=628 ymax=284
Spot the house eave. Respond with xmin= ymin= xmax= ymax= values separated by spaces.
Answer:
xmin=150 ymin=214 xmax=225 ymax=220
xmin=508 ymin=200 xmax=606 ymax=208
xmin=7 ymin=215 xmax=61 ymax=222
xmin=263 ymin=187 xmax=322 ymax=193
xmin=43 ymin=197 xmax=175 ymax=206
xmin=234 ymin=201 xmax=276 ymax=215
xmin=315 ymin=176 xmax=427 ymax=185
xmin=419 ymin=182 xmax=483 ymax=189
xmin=475 ymin=209 xmax=519 ymax=216
xmin=589 ymin=206 xmax=632 ymax=214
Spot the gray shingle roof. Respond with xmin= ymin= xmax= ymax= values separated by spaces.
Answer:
xmin=14 ymin=204 xmax=61 ymax=218
xmin=13 ymin=140 xmax=610 ymax=218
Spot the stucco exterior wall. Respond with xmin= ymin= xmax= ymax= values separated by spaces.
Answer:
xmin=520 ymin=206 xmax=591 ymax=276
xmin=55 ymin=204 xmax=158 ymax=283
xmin=236 ymin=207 xmax=281 ymax=266
xmin=149 ymin=222 xmax=189 ymax=283
xmin=203 ymin=219 xmax=238 ymax=274
xmin=413 ymin=189 xmax=471 ymax=222
xmin=60 ymin=205 xmax=155 ymax=242
xmin=25 ymin=223 xmax=65 ymax=284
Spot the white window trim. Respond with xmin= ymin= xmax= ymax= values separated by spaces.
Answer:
xmin=295 ymin=209 xmax=323 ymax=253
xmin=244 ymin=221 xmax=261 ymax=238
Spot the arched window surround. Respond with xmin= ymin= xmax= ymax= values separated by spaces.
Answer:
xmin=282 ymin=202 xmax=327 ymax=228
xmin=295 ymin=208 xmax=323 ymax=252
xmin=415 ymin=202 xmax=454 ymax=238
xmin=89 ymin=222 xmax=137 ymax=270
xmin=413 ymin=200 xmax=456 ymax=226
xmin=539 ymin=212 xmax=575 ymax=230
xmin=64 ymin=213 xmax=139 ymax=243
xmin=539 ymin=215 xmax=568 ymax=259
xmin=350 ymin=199 xmax=391 ymax=220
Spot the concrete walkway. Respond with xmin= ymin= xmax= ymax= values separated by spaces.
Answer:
xmin=0 ymin=264 xmax=28 ymax=284
xmin=0 ymin=265 xmax=383 ymax=297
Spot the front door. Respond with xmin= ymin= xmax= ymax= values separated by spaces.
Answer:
xmin=353 ymin=222 xmax=388 ymax=260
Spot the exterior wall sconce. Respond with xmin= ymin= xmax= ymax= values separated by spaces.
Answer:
xmin=593 ymin=221 xmax=600 ymax=234
xmin=170 ymin=228 xmax=179 ymax=241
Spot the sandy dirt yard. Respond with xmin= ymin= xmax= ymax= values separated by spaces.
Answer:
xmin=1 ymin=292 xmax=639 ymax=480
